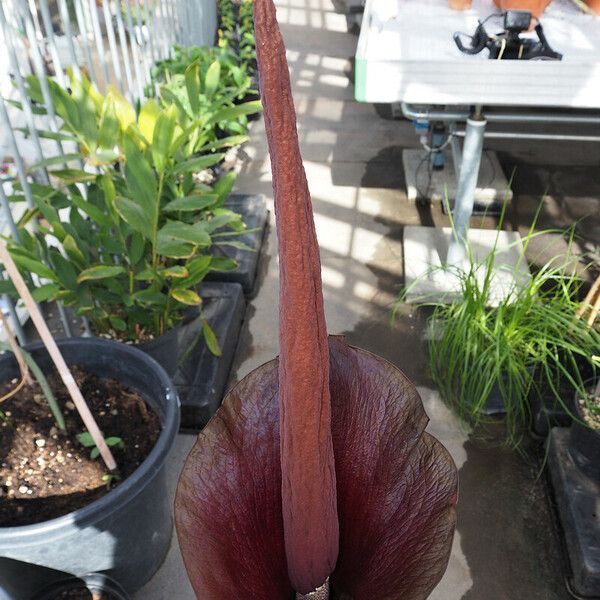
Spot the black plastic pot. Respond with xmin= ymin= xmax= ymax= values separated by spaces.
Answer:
xmin=0 ymin=338 xmax=180 ymax=598
xmin=569 ymin=380 xmax=600 ymax=479
xmin=206 ymin=194 xmax=268 ymax=294
xmin=33 ymin=573 xmax=130 ymax=600
xmin=138 ymin=307 xmax=200 ymax=377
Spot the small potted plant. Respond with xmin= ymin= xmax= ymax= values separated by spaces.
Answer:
xmin=0 ymin=250 xmax=180 ymax=597
xmin=404 ymin=218 xmax=600 ymax=448
xmin=8 ymin=73 xmax=257 ymax=353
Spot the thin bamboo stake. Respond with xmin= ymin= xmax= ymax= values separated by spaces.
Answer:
xmin=576 ymin=274 xmax=600 ymax=320
xmin=0 ymin=240 xmax=117 ymax=471
xmin=587 ymin=291 xmax=600 ymax=328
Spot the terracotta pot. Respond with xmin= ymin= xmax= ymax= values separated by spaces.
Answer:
xmin=584 ymin=0 xmax=600 ymax=14
xmin=449 ymin=0 xmax=472 ymax=9
xmin=493 ymin=0 xmax=552 ymax=18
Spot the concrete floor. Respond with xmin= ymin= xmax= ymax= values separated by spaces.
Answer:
xmin=135 ymin=0 xmax=600 ymax=598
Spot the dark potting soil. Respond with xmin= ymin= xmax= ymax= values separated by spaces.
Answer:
xmin=0 ymin=367 xmax=161 ymax=527
xmin=49 ymin=588 xmax=118 ymax=600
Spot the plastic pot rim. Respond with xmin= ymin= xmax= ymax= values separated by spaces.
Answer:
xmin=0 ymin=337 xmax=180 ymax=545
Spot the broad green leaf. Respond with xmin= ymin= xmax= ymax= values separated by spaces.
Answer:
xmin=0 ymin=280 xmax=16 ymax=295
xmin=171 ymin=288 xmax=201 ymax=306
xmin=163 ymin=194 xmax=218 ymax=212
xmin=86 ymin=149 xmax=120 ymax=166
xmin=201 ymin=135 xmax=248 ymax=152
xmin=208 ymin=100 xmax=262 ymax=125
xmin=24 ymin=129 xmax=77 ymax=143
xmin=109 ymin=86 xmax=136 ymax=131
xmin=91 ymin=448 xmax=100 ymax=460
xmin=98 ymin=95 xmax=120 ymax=150
xmin=63 ymin=235 xmax=87 ymax=269
xmin=133 ymin=289 xmax=168 ymax=306
xmin=129 ymin=232 xmax=145 ymax=265
xmin=172 ymin=153 xmax=224 ymax=175
xmin=114 ymin=196 xmax=154 ymax=241
xmin=210 ymin=256 xmax=238 ymax=271
xmin=50 ymin=169 xmax=96 ymax=184
xmin=47 ymin=79 xmax=80 ymax=131
xmin=124 ymin=134 xmax=158 ymax=222
xmin=157 ymin=221 xmax=211 ymax=246
xmin=77 ymin=432 xmax=95 ymax=447
xmin=204 ymin=61 xmax=221 ymax=99
xmin=77 ymin=265 xmax=127 ymax=283
xmin=50 ymin=250 xmax=78 ymax=290
xmin=152 ymin=105 xmax=177 ymax=174
xmin=134 ymin=267 xmax=155 ymax=281
xmin=174 ymin=255 xmax=212 ymax=288
xmin=30 ymin=153 xmax=81 ymax=170
xmin=70 ymin=194 xmax=112 ymax=228
xmin=109 ymin=316 xmax=127 ymax=331
xmin=70 ymin=74 xmax=100 ymax=148
xmin=105 ymin=437 xmax=124 ymax=447
xmin=204 ymin=209 xmax=244 ymax=233
xmin=212 ymin=172 xmax=236 ymax=205
xmin=201 ymin=317 xmax=222 ymax=356
xmin=185 ymin=61 xmax=200 ymax=114
xmin=32 ymin=283 xmax=60 ymax=303
xmin=160 ymin=266 xmax=189 ymax=278
xmin=139 ymin=99 xmax=161 ymax=144
xmin=10 ymin=252 xmax=57 ymax=281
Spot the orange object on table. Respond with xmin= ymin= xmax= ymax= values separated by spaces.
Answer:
xmin=449 ymin=0 xmax=472 ymax=9
xmin=585 ymin=0 xmax=600 ymax=15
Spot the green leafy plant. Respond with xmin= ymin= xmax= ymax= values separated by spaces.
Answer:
xmin=397 ymin=208 xmax=600 ymax=447
xmin=4 ymin=73 xmax=250 ymax=346
xmin=147 ymin=45 xmax=255 ymax=103
xmin=157 ymin=57 xmax=261 ymax=154
xmin=217 ymin=0 xmax=257 ymax=74
xmin=77 ymin=431 xmax=124 ymax=460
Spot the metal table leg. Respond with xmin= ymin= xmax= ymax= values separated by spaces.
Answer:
xmin=446 ymin=110 xmax=487 ymax=268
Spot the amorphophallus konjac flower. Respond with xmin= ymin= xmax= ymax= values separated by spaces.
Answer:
xmin=174 ymin=0 xmax=459 ymax=597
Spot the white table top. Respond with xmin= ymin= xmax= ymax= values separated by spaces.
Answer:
xmin=355 ymin=0 xmax=600 ymax=108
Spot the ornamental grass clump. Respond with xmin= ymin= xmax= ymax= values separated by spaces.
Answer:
xmin=412 ymin=209 xmax=600 ymax=447
xmin=174 ymin=0 xmax=458 ymax=597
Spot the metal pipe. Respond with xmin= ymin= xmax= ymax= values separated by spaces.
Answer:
xmin=86 ymin=0 xmax=110 ymax=88
xmin=101 ymin=0 xmax=124 ymax=92
xmin=21 ymin=5 xmax=65 ymax=158
xmin=454 ymin=130 xmax=600 ymax=143
xmin=401 ymin=102 xmax=600 ymax=125
xmin=143 ymin=0 xmax=158 ymax=62
xmin=0 ymin=2 xmax=50 ymax=186
xmin=0 ymin=97 xmax=35 ymax=210
xmin=446 ymin=115 xmax=487 ymax=268
xmin=122 ymin=0 xmax=145 ymax=100
xmin=57 ymin=0 xmax=81 ymax=79
xmin=37 ymin=0 xmax=67 ymax=87
xmin=112 ymin=0 xmax=135 ymax=102
xmin=73 ymin=0 xmax=97 ymax=84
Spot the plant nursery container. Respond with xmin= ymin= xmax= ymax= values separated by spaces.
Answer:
xmin=206 ymin=194 xmax=269 ymax=295
xmin=33 ymin=573 xmax=130 ymax=600
xmin=0 ymin=338 xmax=180 ymax=598
xmin=547 ymin=381 xmax=600 ymax=598
xmin=568 ymin=380 xmax=600 ymax=479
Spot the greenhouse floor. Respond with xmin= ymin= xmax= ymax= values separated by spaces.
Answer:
xmin=135 ymin=0 xmax=600 ymax=598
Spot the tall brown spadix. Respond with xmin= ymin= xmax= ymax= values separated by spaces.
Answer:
xmin=254 ymin=0 xmax=339 ymax=592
